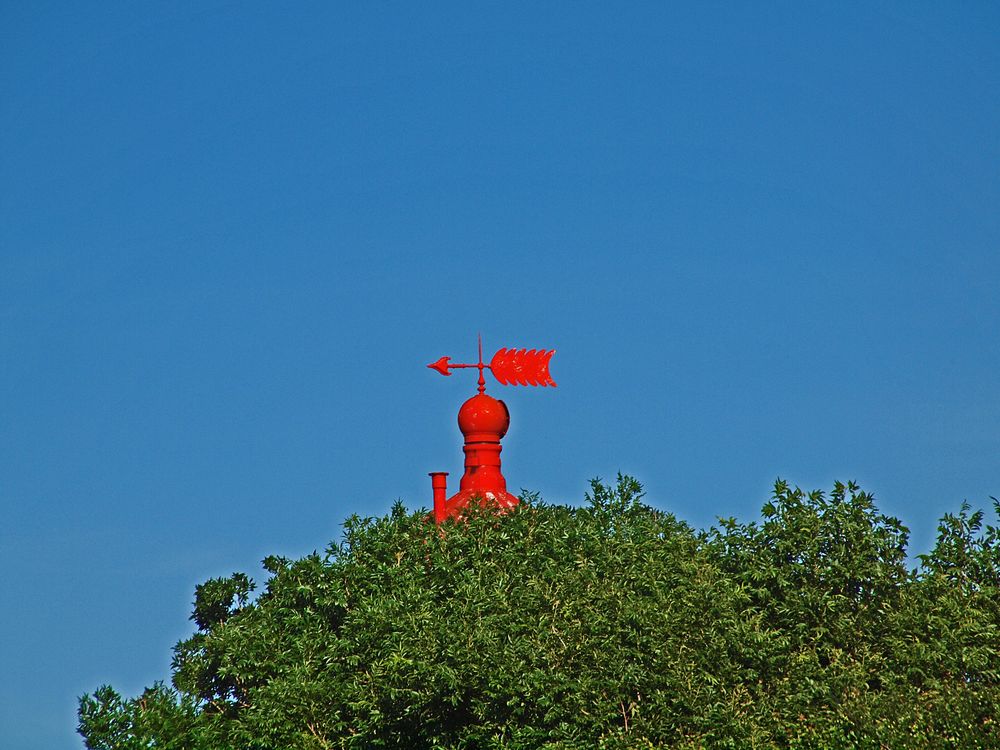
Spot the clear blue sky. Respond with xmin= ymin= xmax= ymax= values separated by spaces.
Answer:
xmin=2 ymin=2 xmax=998 ymax=747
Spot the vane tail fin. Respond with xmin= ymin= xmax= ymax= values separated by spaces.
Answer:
xmin=490 ymin=348 xmax=556 ymax=387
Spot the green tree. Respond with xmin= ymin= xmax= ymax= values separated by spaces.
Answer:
xmin=79 ymin=477 xmax=1000 ymax=749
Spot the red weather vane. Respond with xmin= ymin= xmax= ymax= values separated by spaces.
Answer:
xmin=427 ymin=335 xmax=557 ymax=393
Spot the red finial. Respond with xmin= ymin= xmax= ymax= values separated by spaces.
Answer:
xmin=477 ymin=333 xmax=485 ymax=395
xmin=426 ymin=336 xmax=556 ymax=522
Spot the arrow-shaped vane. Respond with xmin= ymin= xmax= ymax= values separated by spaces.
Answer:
xmin=428 ymin=337 xmax=556 ymax=393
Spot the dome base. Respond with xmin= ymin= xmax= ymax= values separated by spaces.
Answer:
xmin=440 ymin=488 xmax=520 ymax=520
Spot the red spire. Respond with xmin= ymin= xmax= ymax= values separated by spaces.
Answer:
xmin=426 ymin=337 xmax=556 ymax=522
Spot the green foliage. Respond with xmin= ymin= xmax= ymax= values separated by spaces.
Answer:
xmin=79 ymin=477 xmax=1000 ymax=749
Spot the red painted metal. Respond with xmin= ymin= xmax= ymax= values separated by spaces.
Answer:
xmin=426 ymin=337 xmax=556 ymax=522
xmin=427 ymin=356 xmax=452 ymax=376
xmin=490 ymin=348 xmax=557 ymax=387
xmin=426 ymin=338 xmax=557 ymax=391
xmin=429 ymin=472 xmax=449 ymax=523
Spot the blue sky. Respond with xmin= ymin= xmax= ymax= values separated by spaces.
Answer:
xmin=2 ymin=2 xmax=998 ymax=747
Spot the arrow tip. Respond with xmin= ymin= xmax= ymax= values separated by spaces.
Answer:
xmin=428 ymin=356 xmax=452 ymax=376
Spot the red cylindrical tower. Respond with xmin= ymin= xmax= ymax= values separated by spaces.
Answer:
xmin=429 ymin=471 xmax=449 ymax=523
xmin=457 ymin=393 xmax=509 ymax=494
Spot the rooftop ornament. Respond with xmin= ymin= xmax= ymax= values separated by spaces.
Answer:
xmin=427 ymin=336 xmax=556 ymax=523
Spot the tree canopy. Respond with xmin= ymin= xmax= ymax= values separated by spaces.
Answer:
xmin=79 ymin=477 xmax=1000 ymax=749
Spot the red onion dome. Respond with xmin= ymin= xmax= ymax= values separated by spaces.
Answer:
xmin=457 ymin=393 xmax=509 ymax=440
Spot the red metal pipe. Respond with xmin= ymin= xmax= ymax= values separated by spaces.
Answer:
xmin=429 ymin=472 xmax=449 ymax=523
